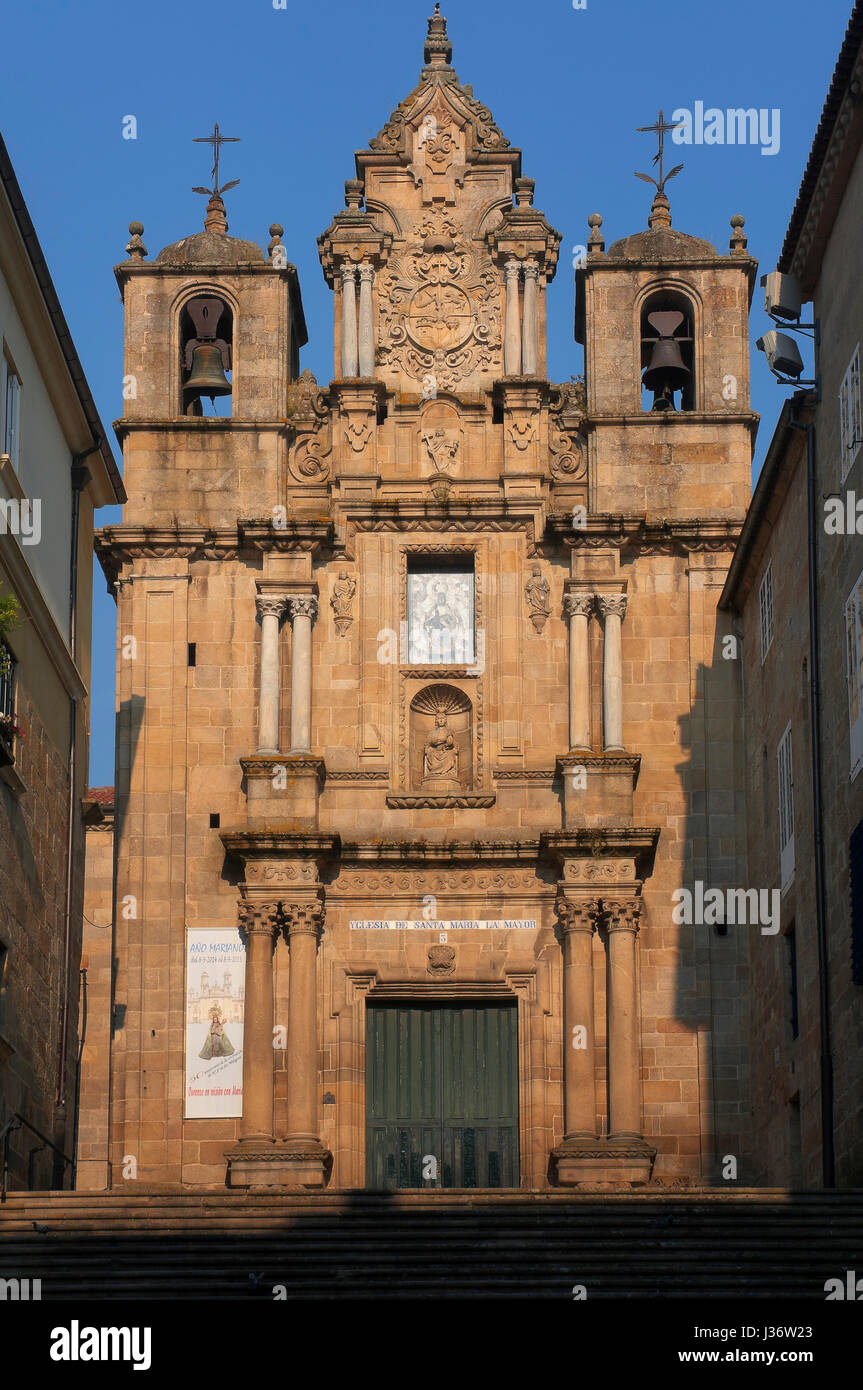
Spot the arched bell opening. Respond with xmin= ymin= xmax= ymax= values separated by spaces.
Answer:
xmin=640 ymin=288 xmax=696 ymax=413
xmin=179 ymin=295 xmax=234 ymax=417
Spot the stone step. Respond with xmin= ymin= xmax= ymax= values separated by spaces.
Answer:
xmin=2 ymin=1190 xmax=859 ymax=1299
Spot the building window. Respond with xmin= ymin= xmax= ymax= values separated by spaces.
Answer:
xmin=0 ymin=937 xmax=7 ymax=1035
xmin=777 ymin=722 xmax=795 ymax=891
xmin=839 ymin=345 xmax=862 ymax=482
xmin=2 ymin=357 xmax=21 ymax=470
xmin=851 ymin=818 xmax=863 ymax=986
xmin=845 ymin=568 xmax=863 ymax=779
xmin=786 ymin=925 xmax=799 ymax=1040
xmin=0 ymin=637 xmax=16 ymax=762
xmin=406 ymin=559 xmax=475 ymax=666
xmin=759 ymin=563 xmax=774 ymax=664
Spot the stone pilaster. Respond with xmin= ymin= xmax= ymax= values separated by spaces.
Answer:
xmin=563 ymin=588 xmax=593 ymax=751
xmin=597 ymin=591 xmax=627 ymax=753
xmin=606 ymin=897 xmax=644 ymax=1141
xmin=521 ymin=259 xmax=539 ymax=374
xmin=340 ymin=264 xmax=358 ymax=378
xmin=357 ymin=262 xmax=375 ymax=378
xmin=504 ymin=259 xmax=522 ymax=375
xmin=556 ymin=897 xmax=600 ymax=1139
xmin=288 ymin=595 xmax=317 ymax=754
xmin=225 ymin=900 xmax=281 ymax=1188
xmin=255 ymin=591 xmax=286 ymax=755
xmin=280 ymin=896 xmax=331 ymax=1187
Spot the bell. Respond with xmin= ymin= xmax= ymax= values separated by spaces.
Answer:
xmin=184 ymin=344 xmax=231 ymax=400
xmin=642 ymin=310 xmax=690 ymax=408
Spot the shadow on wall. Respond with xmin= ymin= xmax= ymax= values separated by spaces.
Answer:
xmin=672 ymin=619 xmax=751 ymax=1188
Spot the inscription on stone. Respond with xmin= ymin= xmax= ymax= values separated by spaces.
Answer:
xmin=349 ymin=918 xmax=538 ymax=931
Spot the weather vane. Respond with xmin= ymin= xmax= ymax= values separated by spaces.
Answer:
xmin=635 ymin=109 xmax=684 ymax=195
xmin=192 ymin=123 xmax=241 ymax=198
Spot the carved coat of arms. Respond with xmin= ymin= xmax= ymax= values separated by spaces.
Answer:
xmin=376 ymin=209 xmax=501 ymax=391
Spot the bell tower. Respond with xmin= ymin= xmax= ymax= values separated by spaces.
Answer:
xmin=114 ymin=126 xmax=306 ymax=528
xmin=575 ymin=144 xmax=758 ymax=517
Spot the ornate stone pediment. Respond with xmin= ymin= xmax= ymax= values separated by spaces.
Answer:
xmin=368 ymin=65 xmax=510 ymax=161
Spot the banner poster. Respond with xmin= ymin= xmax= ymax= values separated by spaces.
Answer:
xmin=185 ymin=927 xmax=246 ymax=1118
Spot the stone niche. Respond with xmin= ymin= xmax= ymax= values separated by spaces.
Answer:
xmin=420 ymin=398 xmax=461 ymax=478
xmin=410 ymin=683 xmax=473 ymax=792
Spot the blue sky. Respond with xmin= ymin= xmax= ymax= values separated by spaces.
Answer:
xmin=0 ymin=0 xmax=852 ymax=784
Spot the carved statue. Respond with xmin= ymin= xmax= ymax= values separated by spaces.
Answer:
xmin=423 ymin=711 xmax=458 ymax=782
xmin=525 ymin=563 xmax=551 ymax=633
xmin=330 ymin=571 xmax=356 ymax=637
xmin=423 ymin=427 xmax=459 ymax=471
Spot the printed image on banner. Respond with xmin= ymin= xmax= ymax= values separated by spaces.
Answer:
xmin=185 ymin=927 xmax=245 ymax=1118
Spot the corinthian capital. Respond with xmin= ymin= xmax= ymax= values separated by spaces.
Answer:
xmin=340 ymin=263 xmax=357 ymax=286
xmin=358 ymin=261 xmax=375 ymax=285
xmin=555 ymin=897 xmax=601 ymax=933
xmin=237 ymin=901 xmax=281 ymax=937
xmin=283 ymin=899 xmax=325 ymax=938
xmin=563 ymin=591 xmax=594 ymax=621
xmin=596 ymin=592 xmax=627 ymax=622
xmin=256 ymin=593 xmax=287 ymax=621
xmin=604 ymin=898 xmax=642 ymax=935
xmin=522 ymin=258 xmax=539 ymax=283
xmin=289 ymin=595 xmax=318 ymax=623
xmin=504 ymin=258 xmax=522 ymax=284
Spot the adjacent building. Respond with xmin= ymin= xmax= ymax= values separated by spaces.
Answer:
xmin=722 ymin=3 xmax=863 ymax=1187
xmin=0 ymin=132 xmax=124 ymax=1190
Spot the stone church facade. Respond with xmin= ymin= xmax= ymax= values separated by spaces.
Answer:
xmin=87 ymin=8 xmax=757 ymax=1192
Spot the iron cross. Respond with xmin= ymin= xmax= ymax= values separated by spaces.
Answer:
xmin=192 ymin=123 xmax=241 ymax=197
xmin=635 ymin=109 xmax=684 ymax=194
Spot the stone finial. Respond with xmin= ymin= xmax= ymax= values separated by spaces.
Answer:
xmin=344 ymin=178 xmax=364 ymax=211
xmin=587 ymin=212 xmax=605 ymax=257
xmin=729 ymin=213 xmax=747 ymax=254
xmin=647 ymin=190 xmax=672 ymax=230
xmin=514 ymin=177 xmax=535 ymax=208
xmin=125 ymin=221 xmax=147 ymax=260
xmin=204 ymin=193 xmax=228 ymax=235
xmin=424 ymin=3 xmax=452 ymax=67
xmin=268 ymin=223 xmax=286 ymax=264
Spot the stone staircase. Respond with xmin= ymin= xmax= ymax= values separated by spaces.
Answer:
xmin=1 ymin=1189 xmax=861 ymax=1299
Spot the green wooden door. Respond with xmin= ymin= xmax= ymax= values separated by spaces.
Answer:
xmin=365 ymin=1002 xmax=519 ymax=1189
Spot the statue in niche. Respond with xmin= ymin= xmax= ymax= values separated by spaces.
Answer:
xmin=409 ymin=682 xmax=472 ymax=793
xmin=423 ymin=711 xmax=459 ymax=783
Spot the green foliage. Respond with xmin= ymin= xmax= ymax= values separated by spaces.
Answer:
xmin=0 ymin=590 xmax=21 ymax=636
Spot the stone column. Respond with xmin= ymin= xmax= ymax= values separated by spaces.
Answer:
xmin=288 ymin=595 xmax=317 ymax=754
xmin=606 ymin=899 xmax=643 ymax=1140
xmin=597 ymin=592 xmax=627 ymax=753
xmin=284 ymin=900 xmax=325 ymax=1145
xmin=256 ymin=594 xmax=285 ymax=755
xmin=504 ymin=260 xmax=522 ymax=375
xmin=236 ymin=903 xmax=279 ymax=1144
xmin=557 ymin=898 xmax=600 ymax=1139
xmin=340 ymin=264 xmax=358 ymax=378
xmin=357 ymin=262 xmax=375 ymax=378
xmin=564 ymin=591 xmax=593 ymax=751
xmin=521 ymin=259 xmax=538 ymax=375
